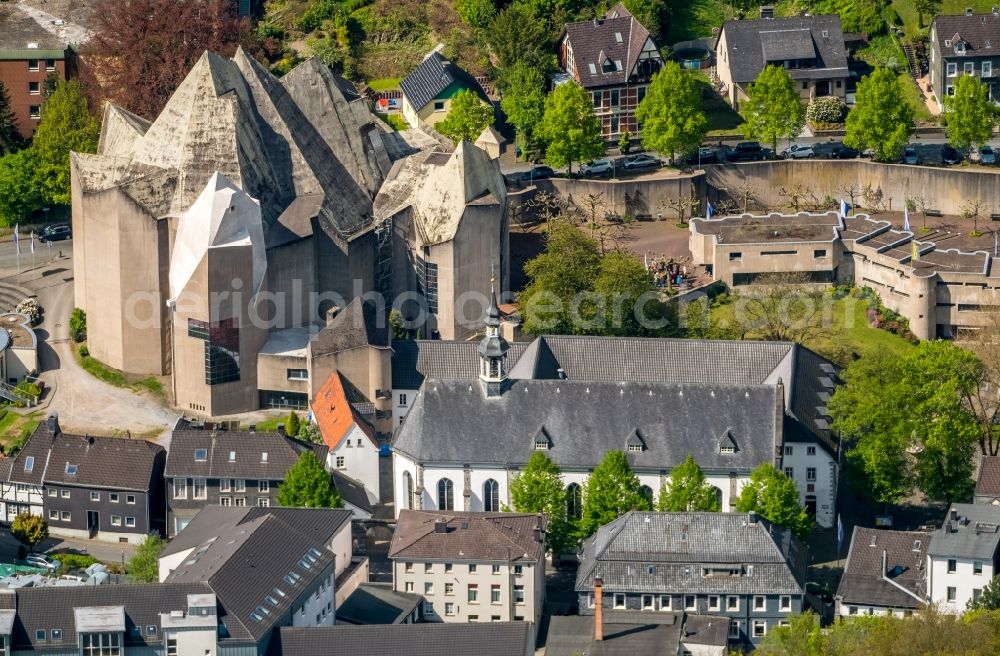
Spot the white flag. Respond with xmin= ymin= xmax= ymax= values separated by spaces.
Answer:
xmin=903 ymin=207 xmax=911 ymax=232
xmin=30 ymin=231 xmax=35 ymax=254
xmin=13 ymin=225 xmax=19 ymax=256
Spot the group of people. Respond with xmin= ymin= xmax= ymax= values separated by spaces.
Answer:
xmin=646 ymin=254 xmax=690 ymax=289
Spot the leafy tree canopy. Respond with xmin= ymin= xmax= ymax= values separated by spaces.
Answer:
xmin=968 ymin=576 xmax=1000 ymax=611
xmin=579 ymin=450 xmax=650 ymax=538
xmin=657 ymin=454 xmax=721 ymax=512
xmin=499 ymin=61 xmax=546 ymax=152
xmin=31 ymin=80 xmax=100 ymax=205
xmin=741 ymin=65 xmax=805 ymax=154
xmin=126 ymin=534 xmax=167 ymax=583
xmin=11 ymin=513 xmax=47 ymax=550
xmin=484 ymin=4 xmax=553 ymax=72
xmin=277 ymin=451 xmax=343 ymax=508
xmin=436 ymin=89 xmax=495 ymax=144
xmin=509 ymin=451 xmax=575 ymax=553
xmin=735 ymin=463 xmax=812 ymax=539
xmin=286 ymin=411 xmax=302 ymax=439
xmin=945 ymin=74 xmax=997 ymax=150
xmin=539 ymin=81 xmax=604 ymax=174
xmin=844 ymin=67 xmax=915 ymax=162
xmin=635 ymin=61 xmax=707 ymax=162
xmin=0 ymin=149 xmax=47 ymax=226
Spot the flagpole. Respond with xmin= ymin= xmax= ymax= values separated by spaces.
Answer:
xmin=14 ymin=225 xmax=19 ymax=285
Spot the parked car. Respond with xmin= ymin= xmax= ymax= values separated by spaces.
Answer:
xmin=622 ymin=153 xmax=662 ymax=170
xmin=687 ymin=147 xmax=718 ymax=165
xmin=579 ymin=158 xmax=614 ymax=176
xmin=829 ymin=144 xmax=861 ymax=159
xmin=25 ymin=553 xmax=60 ymax=570
xmin=519 ymin=165 xmax=555 ymax=182
xmin=903 ymin=146 xmax=919 ymax=165
xmin=39 ymin=224 xmax=71 ymax=242
xmin=782 ymin=144 xmax=815 ymax=159
xmin=941 ymin=144 xmax=961 ymax=165
xmin=727 ymin=142 xmax=765 ymax=162
xmin=981 ymin=145 xmax=996 ymax=165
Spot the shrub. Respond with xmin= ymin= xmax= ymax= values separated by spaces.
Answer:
xmin=13 ymin=381 xmax=39 ymax=399
xmin=69 ymin=308 xmax=86 ymax=342
xmin=78 ymin=344 xmax=89 ymax=358
xmin=57 ymin=553 xmax=98 ymax=573
xmin=806 ymin=96 xmax=847 ymax=124
xmin=15 ymin=298 xmax=40 ymax=324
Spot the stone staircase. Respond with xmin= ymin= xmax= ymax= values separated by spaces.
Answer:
xmin=0 ymin=281 xmax=33 ymax=313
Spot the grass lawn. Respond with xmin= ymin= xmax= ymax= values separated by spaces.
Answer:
xmin=899 ymin=73 xmax=934 ymax=122
xmin=892 ymin=0 xmax=1000 ymax=38
xmin=378 ymin=113 xmax=408 ymax=131
xmin=708 ymin=290 xmax=917 ymax=365
xmin=74 ymin=344 xmax=166 ymax=400
xmin=0 ymin=409 xmax=42 ymax=453
xmin=367 ymin=77 xmax=401 ymax=91
xmin=665 ymin=0 xmax=731 ymax=44
xmin=690 ymin=73 xmax=745 ymax=135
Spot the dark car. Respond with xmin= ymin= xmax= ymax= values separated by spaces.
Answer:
xmin=830 ymin=145 xmax=861 ymax=159
xmin=519 ymin=165 xmax=555 ymax=182
xmin=941 ymin=144 xmax=961 ymax=165
xmin=687 ymin=147 xmax=718 ymax=165
xmin=39 ymin=224 xmax=71 ymax=242
xmin=727 ymin=141 xmax=765 ymax=162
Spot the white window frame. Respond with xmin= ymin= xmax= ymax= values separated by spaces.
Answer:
xmin=984 ymin=61 xmax=993 ymax=77
xmin=125 ymin=516 xmax=136 ymax=528
xmin=259 ymin=480 xmax=269 ymax=493
xmin=753 ymin=620 xmax=767 ymax=638
xmin=614 ymin=593 xmax=626 ymax=609
xmin=754 ymin=595 xmax=766 ymax=611
xmin=111 ymin=515 xmax=122 ymax=527
xmin=659 ymin=595 xmax=671 ymax=611
xmin=126 ymin=494 xmax=135 ymax=505
xmin=110 ymin=493 xmax=119 ymax=503
xmin=947 ymin=62 xmax=958 ymax=77
xmin=780 ymin=595 xmax=791 ymax=611
xmin=173 ymin=478 xmax=187 ymax=499
xmin=193 ymin=477 xmax=207 ymax=500
xmin=727 ymin=595 xmax=739 ymax=611
xmin=220 ymin=479 xmax=231 ymax=492
xmin=965 ymin=61 xmax=975 ymax=75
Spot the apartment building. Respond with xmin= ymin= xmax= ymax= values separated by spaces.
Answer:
xmin=930 ymin=11 xmax=1000 ymax=110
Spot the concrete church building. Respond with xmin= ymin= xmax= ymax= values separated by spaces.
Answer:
xmin=71 ymin=49 xmax=508 ymax=417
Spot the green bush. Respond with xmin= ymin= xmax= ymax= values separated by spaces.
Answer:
xmin=57 ymin=553 xmax=98 ymax=573
xmin=69 ymin=308 xmax=86 ymax=342
xmin=78 ymin=344 xmax=89 ymax=358
xmin=13 ymin=381 xmax=39 ymax=398
xmin=806 ymin=96 xmax=847 ymax=124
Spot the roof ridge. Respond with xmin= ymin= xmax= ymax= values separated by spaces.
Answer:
xmin=482 ymin=514 xmax=542 ymax=556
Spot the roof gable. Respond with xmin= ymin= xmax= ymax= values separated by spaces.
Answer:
xmin=399 ymin=51 xmax=489 ymax=112
xmin=312 ymin=371 xmax=377 ymax=450
xmin=718 ymin=15 xmax=848 ymax=85
xmin=931 ymin=13 xmax=1000 ymax=55
xmin=389 ymin=510 xmax=546 ymax=562
xmin=563 ymin=5 xmax=660 ymax=88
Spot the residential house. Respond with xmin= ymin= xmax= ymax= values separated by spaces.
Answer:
xmin=930 ymin=12 xmax=1000 ymax=110
xmin=311 ymin=372 xmax=380 ymax=504
xmin=835 ymin=527 xmax=931 ymax=617
xmin=266 ymin=622 xmax=535 ymax=656
xmin=164 ymin=423 xmax=329 ymax=536
xmin=0 ymin=413 xmax=165 ymax=543
xmin=336 ymin=583 xmax=423 ymax=625
xmin=715 ymin=16 xmax=849 ymax=110
xmin=392 ymin=316 xmax=840 ymax=528
xmin=0 ymin=3 xmax=73 ymax=140
xmin=576 ymin=511 xmax=806 ymax=649
xmin=927 ymin=503 xmax=1000 ymax=613
xmin=559 ymin=3 xmax=663 ymax=139
xmin=975 ymin=456 xmax=1000 ymax=505
xmin=389 ymin=510 xmax=547 ymax=625
xmin=399 ymin=48 xmax=491 ymax=130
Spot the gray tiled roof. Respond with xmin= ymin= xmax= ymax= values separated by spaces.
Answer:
xmin=391 ymin=339 xmax=530 ymax=389
xmin=392 ymin=379 xmax=780 ymax=472
xmin=932 ymin=13 xmax=1000 ymax=56
xmin=563 ymin=3 xmax=655 ymax=89
xmin=836 ymin=527 xmax=930 ymax=609
xmin=165 ymin=429 xmax=327 ymax=479
xmin=546 ymin=615 xmax=682 ymax=656
xmin=332 ymin=469 xmax=373 ymax=514
xmin=335 ymin=583 xmax=422 ymax=624
xmin=928 ymin=504 xmax=1000 ymax=560
xmin=718 ymin=15 xmax=848 ymax=85
xmin=266 ymin=622 xmax=533 ymax=656
xmin=399 ymin=52 xmax=489 ymax=113
xmin=577 ymin=511 xmax=805 ymax=595
xmin=389 ymin=510 xmax=546 ymax=563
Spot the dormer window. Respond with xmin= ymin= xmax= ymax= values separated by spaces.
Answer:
xmin=628 ymin=444 xmax=644 ymax=453
xmin=822 ymin=30 xmax=829 ymax=37
xmin=194 ymin=449 xmax=207 ymax=462
xmin=720 ymin=446 xmax=735 ymax=454
xmin=602 ymin=59 xmax=616 ymax=73
xmin=534 ymin=440 xmax=550 ymax=451
xmin=956 ymin=41 xmax=966 ymax=54
xmin=945 ymin=40 xmax=952 ymax=47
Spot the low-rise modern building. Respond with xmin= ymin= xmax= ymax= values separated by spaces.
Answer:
xmin=715 ymin=15 xmax=849 ymax=110
xmin=690 ymin=210 xmax=1000 ymax=341
xmin=559 ymin=3 xmax=663 ymax=139
xmin=399 ymin=48 xmax=491 ymax=130
xmin=975 ymin=456 xmax=1000 ymax=505
xmin=576 ymin=511 xmax=806 ymax=649
xmin=0 ymin=413 xmax=165 ymax=543
xmin=927 ymin=503 xmax=1000 ymax=613
xmin=929 ymin=12 xmax=1000 ymax=110
xmin=836 ymin=527 xmax=931 ymax=617
xmin=389 ymin=510 xmax=547 ymax=625
xmin=164 ymin=423 xmax=329 ymax=536
xmin=311 ymin=372 xmax=380 ymax=504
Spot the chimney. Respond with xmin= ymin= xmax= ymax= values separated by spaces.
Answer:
xmin=950 ymin=507 xmax=958 ymax=522
xmin=434 ymin=520 xmax=449 ymax=533
xmin=277 ymin=423 xmax=286 ymax=437
xmin=967 ymin=7 xmax=974 ymax=15
xmin=326 ymin=306 xmax=342 ymax=326
xmin=748 ymin=510 xmax=758 ymax=524
xmin=556 ymin=368 xmax=567 ymax=380
xmin=593 ymin=577 xmax=604 ymax=642
xmin=46 ymin=412 xmax=60 ymax=437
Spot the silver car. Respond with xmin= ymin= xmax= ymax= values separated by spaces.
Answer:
xmin=783 ymin=144 xmax=815 ymax=159
xmin=580 ymin=158 xmax=614 ymax=176
xmin=25 ymin=553 xmax=60 ymax=570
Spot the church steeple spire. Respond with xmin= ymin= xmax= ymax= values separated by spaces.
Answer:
xmin=478 ymin=277 xmax=509 ymax=397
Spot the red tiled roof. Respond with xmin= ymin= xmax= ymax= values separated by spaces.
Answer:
xmin=311 ymin=372 xmax=377 ymax=450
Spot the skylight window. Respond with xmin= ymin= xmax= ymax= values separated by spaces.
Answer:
xmin=266 ymin=595 xmax=279 ymax=606
xmin=229 ymin=451 xmax=236 ymax=462
xmin=256 ymin=605 xmax=270 ymax=616
xmin=309 ymin=548 xmax=323 ymax=559
xmin=273 ymin=587 xmax=287 ymax=598
xmin=261 ymin=452 xmax=268 ymax=462
xmin=588 ymin=63 xmax=597 ymax=75
xmin=615 ymin=32 xmax=623 ymax=43
xmin=65 ymin=463 xmax=77 ymax=475
xmin=24 ymin=456 xmax=33 ymax=472
xmin=194 ymin=449 xmax=208 ymax=462
xmin=299 ymin=559 xmax=312 ymax=570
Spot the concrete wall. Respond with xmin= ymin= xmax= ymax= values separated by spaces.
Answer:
xmin=264 ymin=237 xmax=317 ymax=329
xmin=537 ymin=172 xmax=704 ymax=219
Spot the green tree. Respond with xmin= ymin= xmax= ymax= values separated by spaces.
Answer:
xmin=0 ymin=80 xmax=23 ymax=156
xmin=968 ymin=575 xmax=1000 ymax=610
xmin=579 ymin=450 xmax=650 ymax=538
xmin=829 ymin=341 xmax=981 ymax=504
xmin=31 ymin=80 xmax=100 ymax=205
xmin=756 ymin=611 xmax=825 ymax=656
xmin=499 ymin=61 xmax=546 ymax=154
xmin=945 ymin=74 xmax=996 ymax=150
xmin=508 ymin=451 xmax=574 ymax=554
xmin=914 ymin=0 xmax=942 ymax=28
xmin=845 ymin=67 xmax=915 ymax=162
xmin=126 ymin=534 xmax=166 ymax=583
xmin=519 ymin=219 xmax=601 ymax=334
xmin=389 ymin=308 xmax=409 ymax=341
xmin=276 ymin=451 xmax=343 ymax=508
xmin=11 ymin=513 xmax=47 ymax=551
xmin=735 ymin=464 xmax=812 ymax=539
xmin=484 ymin=4 xmax=552 ymax=71
xmin=286 ymin=411 xmax=301 ymax=439
xmin=540 ymin=81 xmax=604 ymax=175
xmin=618 ymin=130 xmax=632 ymax=154
xmin=0 ymin=148 xmax=47 ymax=225
xmin=622 ymin=0 xmax=666 ymax=39
xmin=593 ymin=250 xmax=661 ymax=337
xmin=69 ymin=308 xmax=87 ymax=342
xmin=635 ymin=61 xmax=707 ymax=162
xmin=436 ymin=89 xmax=494 ymax=144
xmin=657 ymin=454 xmax=721 ymax=511
xmin=741 ymin=65 xmax=805 ymax=155
xmin=297 ymin=422 xmax=322 ymax=444
xmin=456 ymin=0 xmax=496 ymax=29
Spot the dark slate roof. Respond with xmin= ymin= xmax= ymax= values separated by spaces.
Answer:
xmin=563 ymin=3 xmax=656 ymax=89
xmin=399 ymin=51 xmax=489 ymax=112
xmin=392 ymin=379 xmax=780 ymax=473
xmin=335 ymin=584 xmax=422 ymax=624
xmin=165 ymin=511 xmax=337 ymax=641
xmin=8 ymin=583 xmax=219 ymax=652
xmin=928 ymin=504 xmax=1000 ymax=559
xmin=165 ymin=429 xmax=326 ymax=479
xmin=577 ymin=511 xmax=806 ymax=595
xmin=717 ymin=15 xmax=849 ymax=85
xmin=310 ymin=298 xmax=390 ymax=356
xmin=836 ymin=527 xmax=930 ymax=609
xmin=389 ymin=510 xmax=546 ymax=563
xmin=546 ymin=615 xmax=683 ymax=656
xmin=391 ymin=339 xmax=530 ymax=389
xmin=160 ymin=506 xmax=352 ymax=558
xmin=976 ymin=456 xmax=1000 ymax=500
xmin=932 ymin=13 xmax=1000 ymax=56
xmin=6 ymin=423 xmax=164 ymax=491
xmin=266 ymin=622 xmax=533 ymax=656
xmin=332 ymin=469 xmax=373 ymax=514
